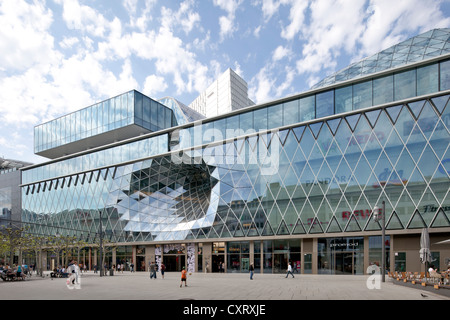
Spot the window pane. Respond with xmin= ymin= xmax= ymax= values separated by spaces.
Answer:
xmin=213 ymin=118 xmax=226 ymax=141
xmin=283 ymin=100 xmax=299 ymax=126
xmin=143 ymin=95 xmax=151 ymax=125
xmin=121 ymin=93 xmax=128 ymax=120
xmin=158 ymin=104 xmax=165 ymax=129
xmin=226 ymin=115 xmax=239 ymax=138
xmin=91 ymin=104 xmax=97 ymax=132
xmin=135 ymin=92 xmax=143 ymax=120
xmin=253 ymin=107 xmax=267 ymax=132
xmin=239 ymin=111 xmax=254 ymax=130
xmin=300 ymin=95 xmax=315 ymax=121
xmin=353 ymin=81 xmax=372 ymax=110
xmin=394 ymin=69 xmax=416 ymax=100
xmin=316 ymin=90 xmax=334 ymax=118
xmin=373 ymin=75 xmax=393 ymax=105
xmin=417 ymin=63 xmax=438 ymax=96
xmin=335 ymin=86 xmax=352 ymax=114
xmin=150 ymin=100 xmax=158 ymax=127
xmin=440 ymin=59 xmax=450 ymax=91
xmin=268 ymin=104 xmax=283 ymax=128
xmin=165 ymin=107 xmax=171 ymax=128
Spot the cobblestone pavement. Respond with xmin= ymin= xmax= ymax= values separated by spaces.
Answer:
xmin=0 ymin=270 xmax=448 ymax=301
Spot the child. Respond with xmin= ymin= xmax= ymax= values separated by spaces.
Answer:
xmin=180 ymin=267 xmax=187 ymax=287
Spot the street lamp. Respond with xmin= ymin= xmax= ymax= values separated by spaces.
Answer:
xmin=373 ymin=201 xmax=386 ymax=283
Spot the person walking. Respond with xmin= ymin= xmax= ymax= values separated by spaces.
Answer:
xmin=160 ymin=263 xmax=165 ymax=279
xmin=150 ymin=261 xmax=157 ymax=279
xmin=286 ymin=261 xmax=294 ymax=278
xmin=249 ymin=263 xmax=254 ymax=280
xmin=180 ymin=267 xmax=187 ymax=287
xmin=67 ymin=262 xmax=76 ymax=284
xmin=74 ymin=261 xmax=80 ymax=284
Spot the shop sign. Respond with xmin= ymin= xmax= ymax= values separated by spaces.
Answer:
xmin=373 ymin=168 xmax=407 ymax=188
xmin=330 ymin=239 xmax=360 ymax=249
xmin=342 ymin=209 xmax=372 ymax=220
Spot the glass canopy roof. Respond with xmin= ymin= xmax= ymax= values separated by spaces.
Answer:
xmin=312 ymin=28 xmax=450 ymax=89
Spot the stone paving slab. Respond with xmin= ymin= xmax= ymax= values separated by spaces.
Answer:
xmin=0 ymin=271 xmax=448 ymax=301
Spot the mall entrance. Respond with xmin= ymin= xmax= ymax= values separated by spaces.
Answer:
xmin=332 ymin=251 xmax=357 ymax=274
xmin=212 ymin=242 xmax=225 ymax=272
xmin=212 ymin=254 xmax=225 ymax=272
xmin=163 ymin=255 xmax=185 ymax=271
xmin=318 ymin=237 xmax=364 ymax=275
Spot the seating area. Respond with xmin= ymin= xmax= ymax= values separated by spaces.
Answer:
xmin=50 ymin=271 xmax=69 ymax=278
xmin=388 ymin=271 xmax=450 ymax=290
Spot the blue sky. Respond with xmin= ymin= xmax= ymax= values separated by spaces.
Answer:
xmin=1 ymin=0 xmax=449 ymax=165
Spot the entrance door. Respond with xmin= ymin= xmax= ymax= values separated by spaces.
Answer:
xmin=212 ymin=254 xmax=224 ymax=272
xmin=273 ymin=252 xmax=288 ymax=273
xmin=334 ymin=252 xmax=354 ymax=275
xmin=136 ymin=256 xmax=146 ymax=271
xmin=163 ymin=255 xmax=186 ymax=271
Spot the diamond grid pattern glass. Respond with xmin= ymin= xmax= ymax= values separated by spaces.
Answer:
xmin=21 ymin=93 xmax=450 ymax=242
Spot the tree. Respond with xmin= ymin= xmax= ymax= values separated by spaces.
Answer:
xmin=0 ymin=227 xmax=24 ymax=266
xmin=25 ymin=234 xmax=51 ymax=277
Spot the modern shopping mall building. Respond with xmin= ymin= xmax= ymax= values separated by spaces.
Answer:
xmin=6 ymin=29 xmax=450 ymax=275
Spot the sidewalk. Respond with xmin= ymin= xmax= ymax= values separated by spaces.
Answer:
xmin=0 ymin=271 xmax=448 ymax=300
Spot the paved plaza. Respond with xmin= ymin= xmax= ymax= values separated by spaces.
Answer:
xmin=0 ymin=270 xmax=448 ymax=301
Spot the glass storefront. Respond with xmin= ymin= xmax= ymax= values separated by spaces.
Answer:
xmin=136 ymin=246 xmax=146 ymax=271
xmin=227 ymin=241 xmax=250 ymax=273
xmin=254 ymin=241 xmax=261 ymax=273
xmin=263 ymin=240 xmax=273 ymax=273
xmin=368 ymin=236 xmax=390 ymax=273
xmin=318 ymin=237 xmax=364 ymax=275
xmin=212 ymin=242 xmax=225 ymax=272
xmin=261 ymin=240 xmax=301 ymax=274
xmin=115 ymin=246 xmax=133 ymax=271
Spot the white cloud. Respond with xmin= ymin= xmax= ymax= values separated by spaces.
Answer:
xmin=260 ymin=0 xmax=282 ymax=21
xmin=124 ymin=0 xmax=157 ymax=31
xmin=273 ymin=45 xmax=292 ymax=61
xmin=0 ymin=0 xmax=55 ymax=72
xmin=359 ymin=0 xmax=450 ymax=59
xmin=280 ymin=0 xmax=309 ymax=40
xmin=59 ymin=36 xmax=79 ymax=49
xmin=249 ymin=66 xmax=276 ymax=104
xmin=295 ymin=0 xmax=366 ymax=76
xmin=253 ymin=25 xmax=262 ymax=38
xmin=249 ymin=62 xmax=297 ymax=104
xmin=161 ymin=0 xmax=201 ymax=35
xmin=143 ymin=74 xmax=168 ymax=97
xmin=213 ymin=0 xmax=243 ymax=40
xmin=294 ymin=0 xmax=450 ymax=84
xmin=275 ymin=66 xmax=296 ymax=97
xmin=56 ymin=0 xmax=109 ymax=38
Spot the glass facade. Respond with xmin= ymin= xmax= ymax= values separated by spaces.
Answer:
xmin=172 ymin=58 xmax=449 ymax=152
xmin=34 ymin=90 xmax=176 ymax=155
xmin=22 ymin=92 xmax=450 ymax=242
xmin=15 ymin=29 xmax=450 ymax=274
